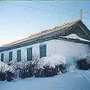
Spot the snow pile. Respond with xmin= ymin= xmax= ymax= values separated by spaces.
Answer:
xmin=0 ymin=70 xmax=90 ymax=90
xmin=63 ymin=34 xmax=90 ymax=42
xmin=0 ymin=61 xmax=13 ymax=72
xmin=37 ymin=55 xmax=66 ymax=68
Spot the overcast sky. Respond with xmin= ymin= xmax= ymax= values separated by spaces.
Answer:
xmin=0 ymin=1 xmax=90 ymax=46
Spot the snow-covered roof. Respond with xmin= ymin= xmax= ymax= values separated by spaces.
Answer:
xmin=0 ymin=20 xmax=90 ymax=52
xmin=62 ymin=34 xmax=90 ymax=42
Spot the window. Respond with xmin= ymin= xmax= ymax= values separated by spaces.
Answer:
xmin=9 ymin=52 xmax=12 ymax=62
xmin=1 ymin=53 xmax=4 ymax=61
xmin=27 ymin=47 xmax=32 ymax=61
xmin=17 ymin=50 xmax=21 ymax=62
xmin=40 ymin=44 xmax=46 ymax=58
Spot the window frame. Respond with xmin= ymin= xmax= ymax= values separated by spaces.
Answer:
xmin=1 ymin=53 xmax=4 ymax=62
xmin=27 ymin=47 xmax=32 ymax=61
xmin=17 ymin=50 xmax=21 ymax=62
xmin=39 ymin=44 xmax=47 ymax=58
xmin=9 ymin=52 xmax=13 ymax=62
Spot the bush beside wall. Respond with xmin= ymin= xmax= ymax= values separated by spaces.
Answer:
xmin=5 ymin=71 xmax=15 ymax=81
xmin=34 ymin=64 xmax=66 ymax=77
xmin=0 ymin=71 xmax=14 ymax=81
xmin=19 ymin=63 xmax=34 ymax=79
xmin=76 ymin=58 xmax=90 ymax=70
xmin=0 ymin=72 xmax=6 ymax=81
xmin=0 ymin=55 xmax=67 ymax=81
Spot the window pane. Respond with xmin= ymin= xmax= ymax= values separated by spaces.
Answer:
xmin=9 ymin=52 xmax=12 ymax=62
xmin=40 ymin=44 xmax=46 ymax=58
xmin=27 ymin=47 xmax=32 ymax=61
xmin=17 ymin=50 xmax=21 ymax=62
xmin=1 ymin=53 xmax=4 ymax=61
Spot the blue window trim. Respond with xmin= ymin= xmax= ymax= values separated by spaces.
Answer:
xmin=27 ymin=47 xmax=32 ymax=61
xmin=17 ymin=50 xmax=21 ymax=62
xmin=9 ymin=52 xmax=12 ymax=62
xmin=40 ymin=44 xmax=47 ymax=58
xmin=1 ymin=53 xmax=4 ymax=61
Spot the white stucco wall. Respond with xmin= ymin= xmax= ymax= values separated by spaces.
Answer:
xmin=0 ymin=39 xmax=90 ymax=63
xmin=47 ymin=40 xmax=90 ymax=59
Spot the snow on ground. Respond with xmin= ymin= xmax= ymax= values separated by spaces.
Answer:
xmin=63 ymin=34 xmax=90 ymax=42
xmin=0 ymin=70 xmax=90 ymax=90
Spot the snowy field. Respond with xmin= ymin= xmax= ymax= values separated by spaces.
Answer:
xmin=0 ymin=70 xmax=90 ymax=90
